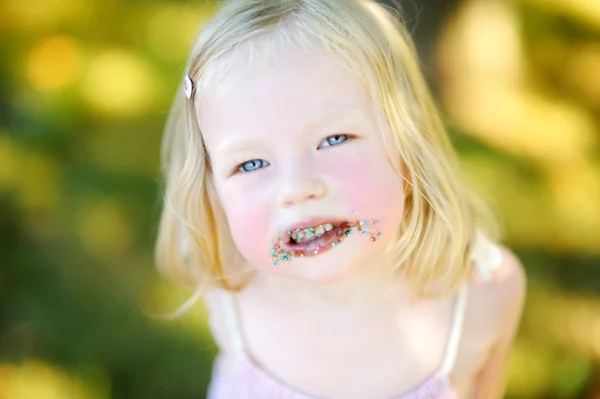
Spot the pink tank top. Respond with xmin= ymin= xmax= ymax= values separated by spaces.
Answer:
xmin=206 ymin=234 xmax=502 ymax=399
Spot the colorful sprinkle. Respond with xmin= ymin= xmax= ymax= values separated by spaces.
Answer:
xmin=268 ymin=213 xmax=381 ymax=266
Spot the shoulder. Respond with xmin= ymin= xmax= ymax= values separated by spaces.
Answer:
xmin=468 ymin=245 xmax=526 ymax=337
xmin=472 ymin=245 xmax=526 ymax=307
xmin=455 ymin=246 xmax=526 ymax=396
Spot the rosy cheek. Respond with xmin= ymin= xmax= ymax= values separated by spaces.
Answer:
xmin=222 ymin=197 xmax=272 ymax=265
xmin=322 ymin=153 xmax=405 ymax=227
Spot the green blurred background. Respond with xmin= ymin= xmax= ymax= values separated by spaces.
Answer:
xmin=1 ymin=0 xmax=599 ymax=398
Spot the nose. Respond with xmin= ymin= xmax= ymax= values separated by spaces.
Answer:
xmin=276 ymin=165 xmax=326 ymax=207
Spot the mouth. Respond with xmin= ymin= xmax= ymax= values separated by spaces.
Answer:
xmin=285 ymin=220 xmax=347 ymax=244
xmin=269 ymin=217 xmax=380 ymax=264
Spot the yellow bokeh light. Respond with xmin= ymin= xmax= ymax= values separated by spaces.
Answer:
xmin=142 ymin=279 xmax=211 ymax=338
xmin=81 ymin=49 xmax=161 ymax=117
xmin=0 ymin=360 xmax=106 ymax=399
xmin=544 ymin=293 xmax=600 ymax=359
xmin=438 ymin=0 xmax=597 ymax=170
xmin=593 ymin=318 xmax=600 ymax=358
xmin=438 ymin=0 xmax=523 ymax=82
xmin=0 ymin=363 xmax=15 ymax=394
xmin=446 ymin=80 xmax=595 ymax=166
xmin=462 ymin=154 xmax=556 ymax=247
xmin=0 ymin=0 xmax=90 ymax=32
xmin=506 ymin=340 xmax=554 ymax=398
xmin=15 ymin=152 xmax=61 ymax=213
xmin=566 ymin=44 xmax=600 ymax=108
xmin=26 ymin=35 xmax=84 ymax=92
xmin=440 ymin=0 xmax=600 ymax=255
xmin=141 ymin=3 xmax=216 ymax=62
xmin=547 ymin=160 xmax=600 ymax=252
xmin=77 ymin=200 xmax=132 ymax=259
xmin=522 ymin=0 xmax=600 ymax=32
xmin=0 ymin=134 xmax=16 ymax=189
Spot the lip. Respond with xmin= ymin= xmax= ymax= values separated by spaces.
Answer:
xmin=278 ymin=217 xmax=349 ymax=243
xmin=268 ymin=215 xmax=381 ymax=264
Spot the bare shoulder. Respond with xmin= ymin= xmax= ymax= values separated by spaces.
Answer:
xmin=468 ymin=245 xmax=527 ymax=336
xmin=476 ymin=245 xmax=526 ymax=306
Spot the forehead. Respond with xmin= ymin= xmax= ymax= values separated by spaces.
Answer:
xmin=196 ymin=40 xmax=374 ymax=151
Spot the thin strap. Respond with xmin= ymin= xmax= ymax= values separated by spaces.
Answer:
xmin=213 ymin=289 xmax=245 ymax=354
xmin=440 ymin=281 xmax=469 ymax=374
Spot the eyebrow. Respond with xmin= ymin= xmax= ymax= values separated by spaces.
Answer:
xmin=216 ymin=108 xmax=366 ymax=155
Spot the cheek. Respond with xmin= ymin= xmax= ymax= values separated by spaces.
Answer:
xmin=217 ymin=188 xmax=273 ymax=265
xmin=324 ymin=151 xmax=405 ymax=231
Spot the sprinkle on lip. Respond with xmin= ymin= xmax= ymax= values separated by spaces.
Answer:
xmin=279 ymin=219 xmax=346 ymax=244
xmin=268 ymin=215 xmax=382 ymax=266
xmin=287 ymin=222 xmax=341 ymax=245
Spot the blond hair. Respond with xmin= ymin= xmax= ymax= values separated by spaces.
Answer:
xmin=155 ymin=0 xmax=500 ymax=298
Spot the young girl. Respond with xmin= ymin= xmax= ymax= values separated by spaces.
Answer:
xmin=155 ymin=0 xmax=526 ymax=397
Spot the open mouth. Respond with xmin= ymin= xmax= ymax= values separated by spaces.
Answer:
xmin=269 ymin=217 xmax=381 ymax=265
xmin=287 ymin=221 xmax=349 ymax=245
xmin=277 ymin=220 xmax=353 ymax=258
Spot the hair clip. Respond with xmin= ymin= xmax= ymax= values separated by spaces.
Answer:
xmin=184 ymin=73 xmax=195 ymax=100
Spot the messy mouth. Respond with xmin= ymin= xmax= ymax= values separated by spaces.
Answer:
xmin=269 ymin=218 xmax=381 ymax=266
xmin=286 ymin=221 xmax=347 ymax=244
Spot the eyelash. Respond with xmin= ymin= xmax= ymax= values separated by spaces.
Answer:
xmin=232 ymin=134 xmax=353 ymax=175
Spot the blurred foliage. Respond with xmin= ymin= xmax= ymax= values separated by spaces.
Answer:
xmin=0 ymin=0 xmax=598 ymax=398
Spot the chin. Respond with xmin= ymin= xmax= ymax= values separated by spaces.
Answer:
xmin=266 ymin=246 xmax=369 ymax=284
xmin=295 ymin=261 xmax=356 ymax=284
xmin=246 ymin=232 xmax=388 ymax=284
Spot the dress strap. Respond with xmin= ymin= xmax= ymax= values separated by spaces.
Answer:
xmin=440 ymin=281 xmax=469 ymax=374
xmin=439 ymin=232 xmax=503 ymax=374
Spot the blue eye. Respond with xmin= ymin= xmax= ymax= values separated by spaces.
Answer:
xmin=238 ymin=159 xmax=270 ymax=173
xmin=320 ymin=134 xmax=349 ymax=148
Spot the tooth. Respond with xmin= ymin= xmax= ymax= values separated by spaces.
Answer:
xmin=315 ymin=226 xmax=325 ymax=235
xmin=305 ymin=231 xmax=315 ymax=239
xmin=292 ymin=233 xmax=298 ymax=240
xmin=324 ymin=223 xmax=333 ymax=231
xmin=298 ymin=232 xmax=305 ymax=239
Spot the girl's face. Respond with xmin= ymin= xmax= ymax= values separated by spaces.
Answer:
xmin=198 ymin=44 xmax=406 ymax=283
